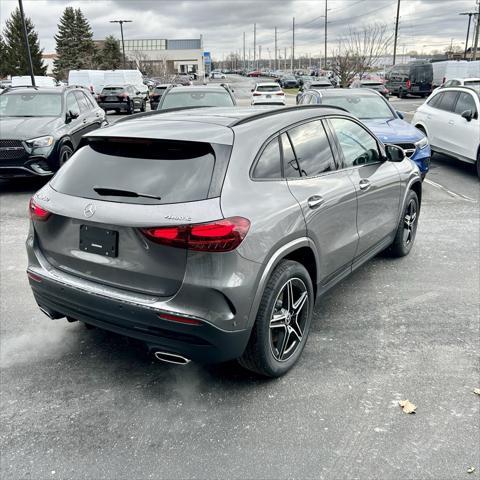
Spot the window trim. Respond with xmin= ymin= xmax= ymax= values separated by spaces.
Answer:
xmin=325 ymin=115 xmax=385 ymax=172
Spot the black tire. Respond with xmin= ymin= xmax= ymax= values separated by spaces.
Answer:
xmin=57 ymin=144 xmax=73 ymax=169
xmin=387 ymin=190 xmax=420 ymax=257
xmin=398 ymin=89 xmax=405 ymax=99
xmin=140 ymin=100 xmax=146 ymax=112
xmin=238 ymin=260 xmax=314 ymax=377
xmin=127 ymin=101 xmax=134 ymax=114
xmin=476 ymin=151 xmax=480 ymax=179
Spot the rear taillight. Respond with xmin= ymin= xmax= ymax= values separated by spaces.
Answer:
xmin=140 ymin=217 xmax=250 ymax=252
xmin=253 ymin=92 xmax=261 ymax=96
xmin=406 ymin=80 xmax=411 ymax=89
xmin=29 ymin=197 xmax=51 ymax=221
xmin=275 ymin=92 xmax=285 ymax=95
xmin=158 ymin=312 xmax=202 ymax=326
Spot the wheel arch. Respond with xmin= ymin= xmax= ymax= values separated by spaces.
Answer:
xmin=247 ymin=238 xmax=319 ymax=328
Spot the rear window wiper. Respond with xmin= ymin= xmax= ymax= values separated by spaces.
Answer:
xmin=93 ymin=186 xmax=161 ymax=200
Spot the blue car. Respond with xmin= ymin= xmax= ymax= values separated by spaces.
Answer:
xmin=297 ymin=88 xmax=431 ymax=178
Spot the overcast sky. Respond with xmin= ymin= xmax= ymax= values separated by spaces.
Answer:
xmin=0 ymin=0 xmax=478 ymax=59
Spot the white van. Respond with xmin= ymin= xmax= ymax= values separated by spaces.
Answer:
xmin=103 ymin=70 xmax=148 ymax=98
xmin=11 ymin=76 xmax=58 ymax=87
xmin=68 ymin=70 xmax=105 ymax=95
xmin=431 ymin=61 xmax=469 ymax=88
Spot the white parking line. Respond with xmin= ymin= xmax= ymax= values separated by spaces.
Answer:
xmin=424 ymin=179 xmax=477 ymax=203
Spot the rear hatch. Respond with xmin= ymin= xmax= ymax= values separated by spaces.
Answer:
xmin=99 ymin=86 xmax=126 ymax=103
xmin=35 ymin=136 xmax=231 ymax=297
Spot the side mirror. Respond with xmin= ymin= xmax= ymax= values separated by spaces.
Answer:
xmin=136 ymin=91 xmax=141 ymax=95
xmin=461 ymin=109 xmax=473 ymax=122
xmin=396 ymin=111 xmax=405 ymax=119
xmin=385 ymin=144 xmax=405 ymax=162
xmin=251 ymin=88 xmax=254 ymax=92
xmin=65 ymin=110 xmax=79 ymax=123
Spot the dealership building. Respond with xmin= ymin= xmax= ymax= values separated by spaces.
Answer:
xmin=121 ymin=37 xmax=206 ymax=77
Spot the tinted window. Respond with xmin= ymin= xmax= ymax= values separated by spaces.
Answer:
xmin=102 ymin=87 xmax=125 ymax=94
xmin=0 ymin=92 xmax=62 ymax=117
xmin=74 ymin=91 xmax=91 ymax=113
xmin=454 ymin=92 xmax=477 ymax=115
xmin=51 ymin=139 xmax=231 ymax=205
xmin=281 ymin=133 xmax=301 ymax=177
xmin=330 ymin=118 xmax=380 ymax=168
xmin=437 ymin=91 xmax=458 ymax=112
xmin=427 ymin=93 xmax=442 ymax=108
xmin=253 ymin=138 xmax=282 ymax=179
xmin=287 ymin=120 xmax=336 ymax=177
xmin=66 ymin=92 xmax=80 ymax=116
xmin=256 ymin=85 xmax=281 ymax=92
xmin=160 ymin=91 xmax=234 ymax=109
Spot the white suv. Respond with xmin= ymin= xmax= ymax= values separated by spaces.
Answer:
xmin=251 ymin=82 xmax=286 ymax=105
xmin=412 ymin=86 xmax=480 ymax=178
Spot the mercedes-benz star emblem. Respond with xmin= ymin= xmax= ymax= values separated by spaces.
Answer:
xmin=84 ymin=203 xmax=96 ymax=218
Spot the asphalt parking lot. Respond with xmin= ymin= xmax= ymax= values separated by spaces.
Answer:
xmin=1 ymin=76 xmax=479 ymax=479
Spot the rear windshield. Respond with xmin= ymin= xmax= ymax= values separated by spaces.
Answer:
xmin=102 ymin=87 xmax=125 ymax=94
xmin=154 ymin=87 xmax=167 ymax=94
xmin=465 ymin=80 xmax=480 ymax=89
xmin=256 ymin=85 xmax=281 ymax=92
xmin=51 ymin=138 xmax=231 ymax=205
xmin=0 ymin=92 xmax=62 ymax=117
xmin=322 ymin=94 xmax=394 ymax=119
xmin=160 ymin=91 xmax=234 ymax=109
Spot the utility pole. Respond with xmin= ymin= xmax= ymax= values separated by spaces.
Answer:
xmin=324 ymin=0 xmax=328 ymax=69
xmin=274 ymin=27 xmax=278 ymax=71
xmin=393 ymin=0 xmax=401 ymax=65
xmin=243 ymin=32 xmax=246 ymax=71
xmin=284 ymin=47 xmax=287 ymax=70
xmin=18 ymin=0 xmax=35 ymax=86
xmin=253 ymin=23 xmax=257 ymax=70
xmin=292 ymin=17 xmax=295 ymax=72
xmin=473 ymin=2 xmax=480 ymax=61
xmin=259 ymin=45 xmax=262 ymax=70
xmin=460 ymin=12 xmax=477 ymax=59
xmin=110 ymin=19 xmax=132 ymax=68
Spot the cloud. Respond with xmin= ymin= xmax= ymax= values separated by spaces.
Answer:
xmin=0 ymin=0 xmax=476 ymax=57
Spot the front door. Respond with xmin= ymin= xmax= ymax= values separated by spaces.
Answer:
xmin=328 ymin=117 xmax=401 ymax=259
xmin=283 ymin=121 xmax=359 ymax=287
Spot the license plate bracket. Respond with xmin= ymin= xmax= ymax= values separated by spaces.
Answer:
xmin=79 ymin=225 xmax=118 ymax=257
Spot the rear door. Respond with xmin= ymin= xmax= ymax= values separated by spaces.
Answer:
xmin=74 ymin=91 xmax=98 ymax=135
xmin=284 ymin=120 xmax=359 ymax=286
xmin=328 ymin=117 xmax=400 ymax=259
xmin=431 ymin=90 xmax=460 ymax=153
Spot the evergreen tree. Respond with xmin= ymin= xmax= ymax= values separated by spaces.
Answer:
xmin=2 ymin=8 xmax=46 ymax=76
xmin=95 ymin=35 xmax=122 ymax=70
xmin=54 ymin=7 xmax=95 ymax=78
xmin=0 ymin=34 xmax=7 ymax=78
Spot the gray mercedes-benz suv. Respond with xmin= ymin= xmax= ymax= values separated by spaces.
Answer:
xmin=26 ymin=106 xmax=422 ymax=377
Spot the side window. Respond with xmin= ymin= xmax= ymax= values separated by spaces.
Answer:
xmin=287 ymin=120 xmax=336 ymax=177
xmin=66 ymin=92 xmax=80 ymax=116
xmin=454 ymin=92 xmax=477 ymax=115
xmin=74 ymin=91 xmax=91 ymax=112
xmin=437 ymin=91 xmax=459 ymax=112
xmin=253 ymin=137 xmax=282 ymax=179
xmin=427 ymin=93 xmax=442 ymax=108
xmin=308 ymin=94 xmax=318 ymax=105
xmin=330 ymin=118 xmax=381 ymax=168
xmin=298 ymin=94 xmax=310 ymax=105
xmin=281 ymin=133 xmax=301 ymax=178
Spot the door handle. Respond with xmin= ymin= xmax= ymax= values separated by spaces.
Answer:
xmin=307 ymin=195 xmax=324 ymax=209
xmin=448 ymin=120 xmax=454 ymax=125
xmin=359 ymin=179 xmax=371 ymax=191
xmin=82 ymin=118 xmax=88 ymax=124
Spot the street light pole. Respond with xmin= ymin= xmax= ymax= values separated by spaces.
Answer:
xmin=18 ymin=0 xmax=35 ymax=86
xmin=110 ymin=20 xmax=132 ymax=68
xmin=393 ymin=0 xmax=401 ymax=65
xmin=324 ymin=0 xmax=328 ymax=69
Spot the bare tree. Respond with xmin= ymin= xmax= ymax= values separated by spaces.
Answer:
xmin=332 ymin=23 xmax=393 ymax=87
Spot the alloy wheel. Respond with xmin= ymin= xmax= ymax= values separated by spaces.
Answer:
xmin=403 ymin=199 xmax=417 ymax=245
xmin=269 ymin=277 xmax=309 ymax=361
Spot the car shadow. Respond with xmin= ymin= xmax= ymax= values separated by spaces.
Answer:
xmin=0 ymin=177 xmax=48 ymax=194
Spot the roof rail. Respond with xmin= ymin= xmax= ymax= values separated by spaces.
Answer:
xmin=2 ymin=85 xmax=40 ymax=92
xmin=229 ymin=104 xmax=350 ymax=127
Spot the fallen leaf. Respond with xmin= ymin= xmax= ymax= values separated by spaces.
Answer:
xmin=399 ymin=399 xmax=416 ymax=414
xmin=474 ymin=388 xmax=480 ymax=396
xmin=467 ymin=467 xmax=475 ymax=474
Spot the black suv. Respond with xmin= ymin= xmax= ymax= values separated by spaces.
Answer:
xmin=149 ymin=84 xmax=173 ymax=110
xmin=96 ymin=85 xmax=147 ymax=114
xmin=156 ymin=85 xmax=236 ymax=110
xmin=0 ymin=86 xmax=106 ymax=178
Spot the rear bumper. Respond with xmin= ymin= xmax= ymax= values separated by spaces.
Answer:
xmin=98 ymin=102 xmax=128 ymax=110
xmin=28 ymin=272 xmax=250 ymax=363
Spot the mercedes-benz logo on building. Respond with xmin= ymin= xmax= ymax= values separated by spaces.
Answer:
xmin=83 ymin=203 xmax=96 ymax=218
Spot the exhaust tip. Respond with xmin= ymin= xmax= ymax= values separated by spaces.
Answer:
xmin=39 ymin=306 xmax=64 ymax=320
xmin=153 ymin=351 xmax=191 ymax=365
